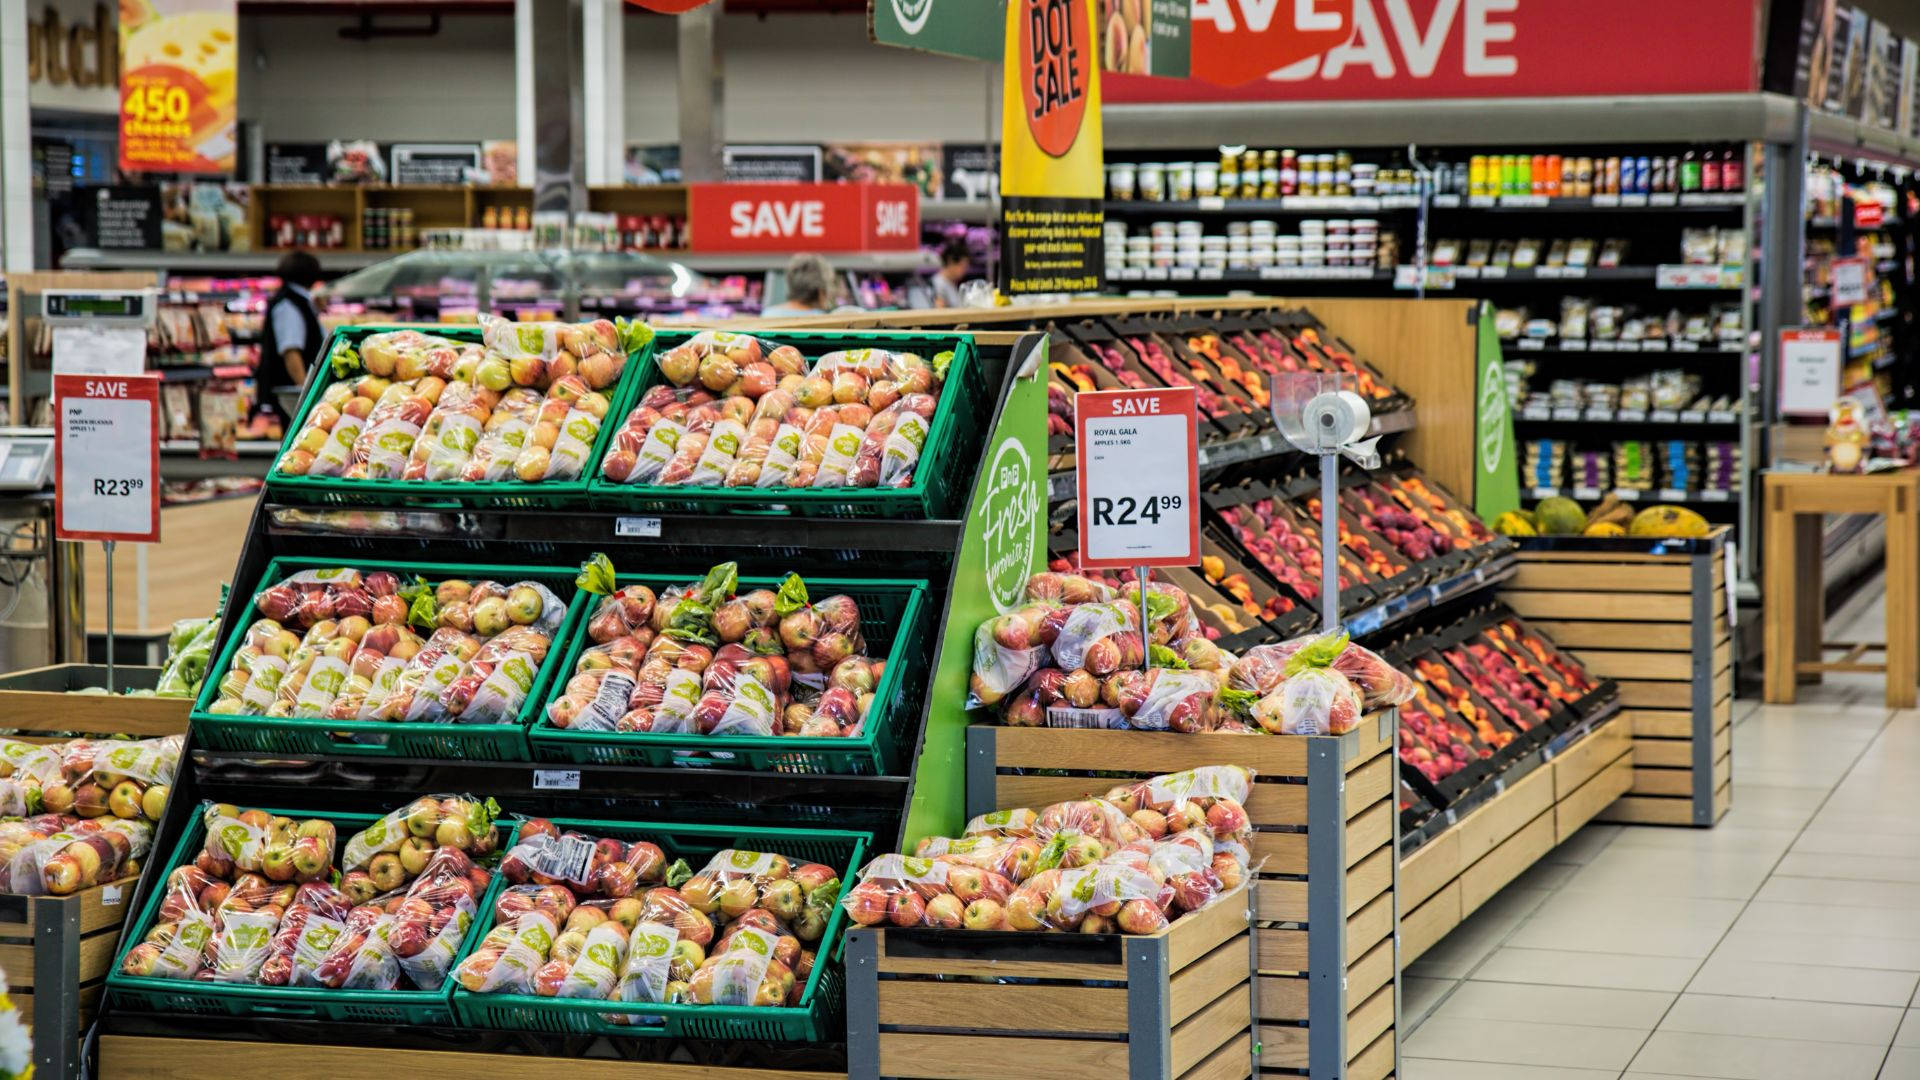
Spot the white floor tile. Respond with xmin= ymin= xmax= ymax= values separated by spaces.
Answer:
xmin=1403 ymin=1060 xmax=1620 ymax=1079
xmin=1403 ymin=1015 xmax=1648 ymax=1071
xmin=1884 ymin=1047 xmax=1920 ymax=1080
xmin=1556 ymin=845 xmax=1778 ymax=899
xmin=1897 ymin=1009 xmax=1920 ymax=1047
xmin=1686 ymin=954 xmax=1920 ymax=1007
xmin=1402 ymin=975 xmax=1455 ymax=1026
xmin=1733 ymin=901 xmax=1920 ymax=943
xmin=1715 ymin=925 xmax=1920 ymax=971
xmin=1774 ymin=851 xmax=1920 ymax=884
xmin=1629 ymin=1030 xmax=1887 ymax=1080
xmin=1473 ymin=946 xmax=1701 ymax=992
xmin=1432 ymin=979 xmax=1675 ymax=1029
xmin=1755 ymin=875 xmax=1920 ymax=910
xmin=1657 ymin=992 xmax=1903 ymax=1044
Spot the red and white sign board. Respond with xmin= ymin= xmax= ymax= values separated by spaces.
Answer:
xmin=1830 ymin=257 xmax=1871 ymax=309
xmin=1778 ymin=328 xmax=1843 ymax=419
xmin=1075 ymin=387 xmax=1200 ymax=569
xmin=687 ymin=183 xmax=919 ymax=253
xmin=1108 ymin=0 xmax=1757 ymax=102
xmin=1855 ymin=201 xmax=1887 ymax=229
xmin=54 ymin=374 xmax=160 ymax=543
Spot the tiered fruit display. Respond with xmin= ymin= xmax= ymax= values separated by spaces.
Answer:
xmin=0 ymin=735 xmax=179 ymax=896
xmin=1397 ymin=683 xmax=1497 ymax=784
xmin=205 ymin=567 xmax=569 ymax=725
xmin=600 ymin=332 xmax=949 ymax=489
xmin=1196 ymin=554 xmax=1293 ymax=629
xmin=274 ymin=317 xmax=649 ymax=484
xmin=1411 ymin=655 xmax=1525 ymax=751
xmin=1217 ymin=499 xmax=1367 ymax=600
xmin=1344 ymin=485 xmax=1455 ymax=564
xmin=1114 ymin=334 xmax=1236 ymax=429
xmin=120 ymin=799 xmax=498 ymax=989
xmin=1485 ymin=618 xmax=1599 ymax=703
xmin=1047 ymin=363 xmax=1094 ymax=438
xmin=1306 ymin=493 xmax=1407 ymax=581
xmin=1078 ymin=338 xmax=1154 ymax=393
xmin=1381 ymin=472 xmax=1497 ymax=549
xmin=543 ymin=560 xmax=885 ymax=739
xmin=1438 ymin=643 xmax=1546 ymax=734
xmin=456 ymin=825 xmax=843 ymax=1009
xmin=844 ymin=766 xmax=1254 ymax=935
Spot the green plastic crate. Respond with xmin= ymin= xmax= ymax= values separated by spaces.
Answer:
xmin=107 ymin=805 xmax=499 ymax=1024
xmin=190 ymin=557 xmax=587 ymax=761
xmin=265 ymin=322 xmax=654 ymax=510
xmin=585 ymin=329 xmax=983 ymax=519
xmin=527 ymin=573 xmax=929 ymax=774
xmin=450 ymin=816 xmax=868 ymax=1042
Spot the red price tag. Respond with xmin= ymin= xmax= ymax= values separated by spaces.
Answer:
xmin=1074 ymin=387 xmax=1200 ymax=569
xmin=54 ymin=374 xmax=160 ymax=543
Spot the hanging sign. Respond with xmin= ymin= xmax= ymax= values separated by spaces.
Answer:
xmin=117 ymin=0 xmax=236 ymax=173
xmin=870 ymin=0 xmax=1007 ymax=61
xmin=686 ymin=183 xmax=918 ymax=253
xmin=999 ymin=0 xmax=1105 ymax=295
xmin=1778 ymin=328 xmax=1844 ymax=418
xmin=54 ymin=374 xmax=160 ymax=543
xmin=1075 ymin=387 xmax=1200 ymax=569
xmin=1830 ymin=256 xmax=1871 ymax=308
xmin=1855 ymin=200 xmax=1887 ymax=228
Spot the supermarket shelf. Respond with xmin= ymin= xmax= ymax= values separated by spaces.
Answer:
xmin=1344 ymin=552 xmax=1519 ymax=639
xmin=1446 ymin=265 xmax=1741 ymax=287
xmin=1809 ymin=214 xmax=1906 ymax=229
xmin=1044 ymin=407 xmax=1418 ymax=501
xmin=1504 ymin=339 xmax=1744 ymax=357
xmin=1104 ymin=194 xmax=1425 ymax=215
xmin=1430 ymin=191 xmax=1746 ymax=211
xmin=921 ymin=198 xmax=994 ymax=223
xmin=62 ymin=246 xmax=942 ymax=276
xmin=1808 ymin=108 xmax=1920 ymax=170
xmin=161 ymin=439 xmax=280 ymax=455
xmin=1105 ymin=91 xmax=1804 ymax=151
xmin=1525 ymin=485 xmax=1737 ymax=505
xmin=1514 ymin=406 xmax=1741 ymax=425
xmin=1108 ymin=265 xmax=1391 ymax=285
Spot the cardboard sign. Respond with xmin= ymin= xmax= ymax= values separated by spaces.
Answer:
xmin=1075 ymin=387 xmax=1200 ymax=569
xmin=999 ymin=0 xmax=1106 ymax=295
xmin=117 ymin=0 xmax=235 ymax=173
xmin=686 ymin=183 xmax=918 ymax=252
xmin=1108 ymin=0 xmax=1757 ymax=102
xmin=1778 ymin=328 xmax=1843 ymax=418
xmin=54 ymin=374 xmax=160 ymax=543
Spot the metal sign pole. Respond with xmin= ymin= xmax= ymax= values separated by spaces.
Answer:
xmin=1136 ymin=564 xmax=1151 ymax=672
xmin=102 ymin=539 xmax=115 ymax=692
xmin=1320 ymin=453 xmax=1340 ymax=630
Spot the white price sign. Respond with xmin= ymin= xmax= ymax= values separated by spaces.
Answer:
xmin=1830 ymin=257 xmax=1871 ymax=308
xmin=1777 ymin=328 xmax=1842 ymax=418
xmin=54 ymin=374 xmax=159 ymax=543
xmin=1074 ymin=387 xmax=1200 ymax=569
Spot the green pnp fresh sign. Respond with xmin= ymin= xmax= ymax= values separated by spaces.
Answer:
xmin=1473 ymin=302 xmax=1520 ymax=520
xmin=869 ymin=0 xmax=1006 ymax=61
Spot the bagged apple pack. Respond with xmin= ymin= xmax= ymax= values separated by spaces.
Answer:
xmin=456 ymin=911 xmax=558 ymax=994
xmin=257 ymin=882 xmax=353 ymax=986
xmin=120 ymin=869 xmax=218 ymax=981
xmin=404 ymin=379 xmax=500 ymax=482
xmin=2 ymin=818 xmax=149 ymax=896
xmin=314 ymin=909 xmax=403 ymax=990
xmin=389 ymin=846 xmax=490 ymax=991
xmin=499 ymin=818 xmax=674 ymax=900
xmin=1229 ymin=630 xmax=1415 ymax=710
xmin=683 ymin=924 xmax=791 ymax=1006
xmin=199 ymin=805 xmax=336 ymax=885
xmin=0 ymin=740 xmax=60 ymax=817
xmin=350 ymin=376 xmax=446 ymax=480
xmin=339 ymin=794 xmax=500 ymax=888
xmin=198 ymin=873 xmax=296 ymax=983
xmin=612 ymin=919 xmax=681 ymax=1008
xmin=1104 ymin=765 xmax=1256 ymax=850
xmin=461 ymin=387 xmax=544 ymax=482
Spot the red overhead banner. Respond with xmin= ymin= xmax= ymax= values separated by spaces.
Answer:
xmin=687 ymin=183 xmax=919 ymax=253
xmin=1108 ymin=0 xmax=1758 ymax=102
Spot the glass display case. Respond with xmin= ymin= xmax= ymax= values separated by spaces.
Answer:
xmin=320 ymin=249 xmax=756 ymax=321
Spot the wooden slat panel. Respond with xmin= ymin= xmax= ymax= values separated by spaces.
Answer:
xmin=996 ymin=775 xmax=1307 ymax=826
xmin=1399 ymin=880 xmax=1462 ymax=968
xmin=1554 ymin=716 xmax=1630 ymax=798
xmin=1179 ymin=1030 xmax=1252 ymax=1080
xmin=1257 ymin=1023 xmax=1308 ymax=1070
xmin=1579 ymin=650 xmax=1693 ymax=680
xmin=1256 ymin=855 xmax=1389 ymax=923
xmin=1169 ymin=936 xmax=1252 ymax=1025
xmin=1346 ymin=754 xmax=1393 ymax=820
xmin=1618 ymin=679 xmax=1694 ymax=708
xmin=1630 ymin=768 xmax=1700 ymax=797
xmin=1506 ymin=590 xmax=1693 ymax=621
xmin=1524 ymin=619 xmax=1717 ymax=650
xmin=1461 ymin=812 xmax=1556 ymax=916
xmin=1346 ymin=715 xmax=1394 ymax=768
xmin=1257 ymin=974 xmax=1306 ymax=1022
xmin=1346 ymin=891 xmax=1393 ymax=959
xmin=1250 ymin=832 xmax=1305 ymax=876
xmin=876 ymin=936 xmax=1124 ymax=982
xmin=1508 ymin=561 xmax=1692 ymax=592
xmin=1715 ymin=750 xmax=1732 ymax=785
xmin=1558 ymin=754 xmax=1634 ymax=842
xmin=1170 ymin=981 xmax=1252 ymax=1077
xmin=1346 ymin=937 xmax=1394 ymax=1012
xmin=985 ymin=726 xmax=1307 ymax=777
xmin=98 ymin=1036 xmax=845 ymax=1080
xmin=1346 ymin=845 xmax=1393 ymax=917
xmin=0 ymin=877 xmax=137 ymax=940
xmin=1256 ymin=926 xmax=1306 ymax=973
xmin=881 ymin=1032 xmax=1129 ymax=1080
xmin=1348 ymin=1026 xmax=1396 ymax=1080
xmin=1346 ymin=800 xmax=1392 ymax=867
xmin=1347 ymin=983 xmax=1395 ymax=1060
xmin=1399 ymin=828 xmax=1460 ymax=910
xmin=1632 ymin=739 xmax=1694 ymax=767
xmin=1598 ymin=795 xmax=1702 ymax=825
xmin=877 ymin=981 xmax=1128 ymax=1034
xmin=1457 ymin=763 xmax=1555 ymax=865
xmin=1168 ymin=882 xmax=1254 ymax=972
xmin=1716 ymin=781 xmax=1732 ymax=819
xmin=1515 ymin=548 xmax=1703 ymax=565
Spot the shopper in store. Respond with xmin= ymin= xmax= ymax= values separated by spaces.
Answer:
xmin=760 ymin=252 xmax=837 ymax=318
xmin=259 ymin=249 xmax=325 ymax=422
xmin=931 ymin=239 xmax=973 ymax=308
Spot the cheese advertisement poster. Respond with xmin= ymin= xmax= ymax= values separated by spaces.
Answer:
xmin=118 ymin=0 xmax=236 ymax=174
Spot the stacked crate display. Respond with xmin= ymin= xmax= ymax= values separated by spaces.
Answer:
xmin=963 ymin=713 xmax=1397 ymax=1080
xmin=3 ymin=878 xmax=136 ymax=1079
xmin=1502 ymin=529 xmax=1731 ymax=826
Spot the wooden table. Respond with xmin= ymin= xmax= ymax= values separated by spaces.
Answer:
xmin=1763 ymin=469 xmax=1920 ymax=706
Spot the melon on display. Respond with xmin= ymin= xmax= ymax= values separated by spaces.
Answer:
xmin=1533 ymin=497 xmax=1588 ymax=536
xmin=1628 ymin=505 xmax=1710 ymax=538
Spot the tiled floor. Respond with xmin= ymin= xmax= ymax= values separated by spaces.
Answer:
xmin=1402 ymin=584 xmax=1920 ymax=1079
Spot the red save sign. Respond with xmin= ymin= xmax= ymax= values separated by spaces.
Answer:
xmin=686 ymin=183 xmax=919 ymax=253
xmin=1108 ymin=0 xmax=1756 ymax=102
xmin=53 ymin=374 xmax=160 ymax=544
xmin=1075 ymin=387 xmax=1200 ymax=570
xmin=1855 ymin=201 xmax=1886 ymax=229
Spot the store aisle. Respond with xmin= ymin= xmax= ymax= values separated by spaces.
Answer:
xmin=1400 ymin=583 xmax=1920 ymax=1079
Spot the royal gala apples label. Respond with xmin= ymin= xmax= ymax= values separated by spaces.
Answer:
xmin=117 ymin=0 xmax=236 ymax=173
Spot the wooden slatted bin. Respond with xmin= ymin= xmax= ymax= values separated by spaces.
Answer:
xmin=845 ymin=880 xmax=1254 ymax=1080
xmin=1 ymin=875 xmax=138 ymax=1080
xmin=962 ymin=712 xmax=1398 ymax=1080
xmin=1502 ymin=529 xmax=1732 ymax=826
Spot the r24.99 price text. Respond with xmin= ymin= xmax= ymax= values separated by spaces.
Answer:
xmin=1090 ymin=494 xmax=1182 ymax=526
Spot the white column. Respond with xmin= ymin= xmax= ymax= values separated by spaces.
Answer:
xmin=514 ymin=0 xmax=535 ymax=186
xmin=0 ymin=0 xmax=36 ymax=270
xmin=582 ymin=0 xmax=623 ymax=186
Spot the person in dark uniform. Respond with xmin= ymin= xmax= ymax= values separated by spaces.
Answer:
xmin=257 ymin=250 xmax=324 ymax=421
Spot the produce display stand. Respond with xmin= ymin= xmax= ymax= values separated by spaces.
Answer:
xmin=965 ymin=717 xmax=1397 ymax=1080
xmin=91 ymin=326 xmax=1046 ymax=1077
xmin=1500 ymin=531 xmax=1732 ymax=827
xmin=5 ymin=876 xmax=138 ymax=1080
xmin=0 ymin=665 xmax=191 ymax=737
xmin=845 ymin=880 xmax=1257 ymax=1080
xmin=1398 ymin=706 xmax=1629 ymax=968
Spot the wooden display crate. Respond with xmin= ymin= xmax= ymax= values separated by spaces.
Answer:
xmin=964 ymin=713 xmax=1397 ymax=1079
xmin=0 ymin=665 xmax=191 ymax=737
xmin=1501 ymin=530 xmax=1731 ymax=826
xmin=1399 ymin=710 xmax=1630 ymax=969
xmin=98 ymin=1036 xmax=845 ymax=1079
xmin=3 ymin=876 xmax=138 ymax=1079
xmin=845 ymin=881 xmax=1254 ymax=1080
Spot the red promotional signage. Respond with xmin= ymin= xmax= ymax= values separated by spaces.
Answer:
xmin=686 ymin=183 xmax=919 ymax=253
xmin=53 ymin=374 xmax=160 ymax=544
xmin=1855 ymin=201 xmax=1886 ymax=229
xmin=1107 ymin=0 xmax=1757 ymax=103
xmin=1075 ymin=387 xmax=1200 ymax=569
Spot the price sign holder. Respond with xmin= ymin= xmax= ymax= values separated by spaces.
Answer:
xmin=53 ymin=373 xmax=161 ymax=691
xmin=1074 ymin=387 xmax=1201 ymax=676
xmin=1777 ymin=328 xmax=1843 ymax=418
